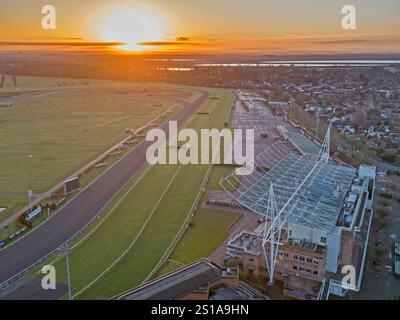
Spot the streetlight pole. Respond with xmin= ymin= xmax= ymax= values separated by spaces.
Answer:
xmin=58 ymin=243 xmax=73 ymax=300
xmin=28 ymin=154 xmax=33 ymax=213
xmin=28 ymin=190 xmax=33 ymax=213
xmin=315 ymin=108 xmax=322 ymax=140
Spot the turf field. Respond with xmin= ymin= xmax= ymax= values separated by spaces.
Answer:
xmin=157 ymin=208 xmax=238 ymax=277
xmin=0 ymin=78 xmax=194 ymax=194
xmin=45 ymin=88 xmax=235 ymax=299
xmin=0 ymin=76 xmax=197 ymax=223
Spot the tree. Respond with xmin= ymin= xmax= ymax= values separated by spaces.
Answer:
xmin=382 ymin=154 xmax=396 ymax=163
xmin=349 ymin=140 xmax=362 ymax=158
xmin=376 ymin=148 xmax=384 ymax=158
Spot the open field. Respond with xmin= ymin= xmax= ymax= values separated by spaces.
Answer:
xmin=0 ymin=76 xmax=198 ymax=97
xmin=0 ymin=76 xmax=199 ymax=229
xmin=156 ymin=208 xmax=239 ymax=277
xmin=0 ymin=77 xmax=196 ymax=194
xmin=0 ymin=102 xmax=183 ymax=237
xmin=0 ymin=76 xmax=96 ymax=93
xmin=42 ymin=88 xmax=235 ymax=299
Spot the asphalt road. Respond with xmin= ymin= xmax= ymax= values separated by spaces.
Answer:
xmin=0 ymin=89 xmax=210 ymax=286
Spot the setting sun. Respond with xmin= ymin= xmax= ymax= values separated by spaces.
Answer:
xmin=95 ymin=5 xmax=167 ymax=52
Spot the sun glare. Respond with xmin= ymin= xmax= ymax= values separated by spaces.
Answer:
xmin=96 ymin=5 xmax=166 ymax=52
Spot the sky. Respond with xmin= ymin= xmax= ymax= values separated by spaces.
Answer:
xmin=0 ymin=0 xmax=399 ymax=54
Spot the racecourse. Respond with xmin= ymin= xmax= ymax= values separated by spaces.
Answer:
xmin=0 ymin=87 xmax=210 ymax=288
xmin=52 ymin=89 xmax=235 ymax=299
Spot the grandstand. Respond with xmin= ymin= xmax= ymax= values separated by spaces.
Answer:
xmin=220 ymin=126 xmax=376 ymax=299
xmin=237 ymin=152 xmax=354 ymax=233
xmin=284 ymin=131 xmax=321 ymax=157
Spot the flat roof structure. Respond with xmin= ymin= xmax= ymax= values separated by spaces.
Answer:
xmin=284 ymin=132 xmax=321 ymax=157
xmin=395 ymin=255 xmax=400 ymax=276
xmin=283 ymin=274 xmax=322 ymax=298
xmin=285 ymin=239 xmax=325 ymax=255
xmin=210 ymin=284 xmax=266 ymax=300
xmin=227 ymin=231 xmax=260 ymax=255
xmin=237 ymin=152 xmax=355 ymax=233
xmin=115 ymin=259 xmax=267 ymax=300
xmin=395 ymin=242 xmax=400 ymax=276
xmin=116 ymin=260 xmax=221 ymax=300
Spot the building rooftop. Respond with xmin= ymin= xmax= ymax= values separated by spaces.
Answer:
xmin=284 ymin=131 xmax=321 ymax=157
xmin=238 ymin=152 xmax=355 ymax=234
xmin=115 ymin=258 xmax=268 ymax=301
xmin=283 ymin=274 xmax=322 ymax=297
xmin=116 ymin=260 xmax=222 ymax=300
xmin=227 ymin=231 xmax=260 ymax=256
xmin=210 ymin=284 xmax=266 ymax=300
xmin=286 ymin=239 xmax=325 ymax=255
xmin=395 ymin=255 xmax=400 ymax=276
xmin=115 ymin=259 xmax=267 ymax=301
xmin=395 ymin=242 xmax=400 ymax=256
xmin=358 ymin=164 xmax=376 ymax=180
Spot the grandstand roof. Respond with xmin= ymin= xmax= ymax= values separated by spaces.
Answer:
xmin=237 ymin=152 xmax=355 ymax=233
xmin=284 ymin=132 xmax=321 ymax=157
